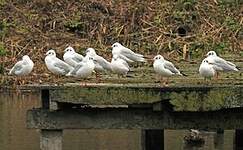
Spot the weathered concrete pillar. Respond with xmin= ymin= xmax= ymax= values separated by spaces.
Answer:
xmin=41 ymin=89 xmax=50 ymax=109
xmin=141 ymin=129 xmax=164 ymax=150
xmin=235 ymin=129 xmax=243 ymax=150
xmin=40 ymin=129 xmax=63 ymax=150
xmin=214 ymin=129 xmax=224 ymax=150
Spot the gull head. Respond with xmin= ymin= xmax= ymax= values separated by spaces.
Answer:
xmin=153 ymin=55 xmax=164 ymax=61
xmin=202 ymin=59 xmax=209 ymax=64
xmin=112 ymin=42 xmax=122 ymax=49
xmin=22 ymin=55 xmax=30 ymax=60
xmin=64 ymin=46 xmax=75 ymax=53
xmin=86 ymin=48 xmax=96 ymax=56
xmin=202 ymin=58 xmax=213 ymax=65
xmin=206 ymin=51 xmax=217 ymax=57
xmin=45 ymin=49 xmax=56 ymax=57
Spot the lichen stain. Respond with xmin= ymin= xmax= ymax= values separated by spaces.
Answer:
xmin=168 ymin=88 xmax=242 ymax=111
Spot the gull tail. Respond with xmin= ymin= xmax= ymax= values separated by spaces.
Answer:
xmin=235 ymin=66 xmax=240 ymax=71
xmin=66 ymin=72 xmax=72 ymax=77
xmin=133 ymin=54 xmax=147 ymax=63
xmin=179 ymin=72 xmax=188 ymax=76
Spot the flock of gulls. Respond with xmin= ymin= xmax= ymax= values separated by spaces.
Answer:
xmin=8 ymin=42 xmax=240 ymax=84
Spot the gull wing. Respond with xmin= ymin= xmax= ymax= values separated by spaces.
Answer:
xmin=120 ymin=47 xmax=145 ymax=62
xmin=213 ymin=57 xmax=238 ymax=71
xmin=121 ymin=59 xmax=130 ymax=70
xmin=54 ymin=59 xmax=73 ymax=74
xmin=94 ymin=55 xmax=112 ymax=71
xmin=73 ymin=53 xmax=84 ymax=62
xmin=9 ymin=61 xmax=24 ymax=75
xmin=164 ymin=60 xmax=181 ymax=74
xmin=119 ymin=54 xmax=134 ymax=63
xmin=69 ymin=62 xmax=85 ymax=75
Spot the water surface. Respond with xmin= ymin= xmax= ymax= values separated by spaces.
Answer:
xmin=0 ymin=91 xmax=235 ymax=150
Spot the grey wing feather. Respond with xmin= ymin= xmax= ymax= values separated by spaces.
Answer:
xmin=213 ymin=57 xmax=237 ymax=71
xmin=54 ymin=61 xmax=72 ymax=74
xmin=122 ymin=60 xmax=130 ymax=69
xmin=73 ymin=53 xmax=84 ymax=62
xmin=95 ymin=55 xmax=112 ymax=71
xmin=9 ymin=61 xmax=24 ymax=74
xmin=70 ymin=62 xmax=84 ymax=75
xmin=164 ymin=60 xmax=180 ymax=74
xmin=119 ymin=54 xmax=134 ymax=63
xmin=120 ymin=47 xmax=145 ymax=62
xmin=121 ymin=47 xmax=143 ymax=57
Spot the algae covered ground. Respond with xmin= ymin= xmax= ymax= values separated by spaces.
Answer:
xmin=0 ymin=0 xmax=242 ymax=85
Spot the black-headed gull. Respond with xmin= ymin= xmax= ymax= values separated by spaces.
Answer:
xmin=85 ymin=48 xmax=112 ymax=72
xmin=66 ymin=56 xmax=95 ymax=78
xmin=153 ymin=55 xmax=184 ymax=84
xmin=206 ymin=51 xmax=239 ymax=72
xmin=199 ymin=58 xmax=216 ymax=80
xmin=63 ymin=46 xmax=84 ymax=67
xmin=111 ymin=54 xmax=130 ymax=77
xmin=111 ymin=42 xmax=146 ymax=63
xmin=45 ymin=49 xmax=73 ymax=75
xmin=8 ymin=55 xmax=34 ymax=76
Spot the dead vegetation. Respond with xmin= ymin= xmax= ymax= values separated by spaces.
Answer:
xmin=0 ymin=0 xmax=242 ymax=85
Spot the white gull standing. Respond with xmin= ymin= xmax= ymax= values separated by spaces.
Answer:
xmin=8 ymin=55 xmax=34 ymax=76
xmin=111 ymin=42 xmax=146 ymax=63
xmin=153 ymin=55 xmax=184 ymax=84
xmin=199 ymin=58 xmax=216 ymax=80
xmin=111 ymin=54 xmax=130 ymax=77
xmin=63 ymin=46 xmax=84 ymax=67
xmin=206 ymin=51 xmax=239 ymax=78
xmin=45 ymin=49 xmax=73 ymax=75
xmin=66 ymin=56 xmax=95 ymax=78
xmin=85 ymin=48 xmax=112 ymax=72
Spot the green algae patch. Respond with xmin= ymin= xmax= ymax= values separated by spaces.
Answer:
xmin=50 ymin=86 xmax=161 ymax=105
xmin=167 ymin=86 xmax=243 ymax=111
xmin=48 ymin=84 xmax=243 ymax=111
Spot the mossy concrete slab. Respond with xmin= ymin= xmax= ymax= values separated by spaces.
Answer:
xmin=45 ymin=84 xmax=243 ymax=111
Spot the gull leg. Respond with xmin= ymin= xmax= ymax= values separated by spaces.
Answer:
xmin=215 ymin=72 xmax=219 ymax=80
xmin=95 ymin=72 xmax=101 ymax=83
xmin=155 ymin=74 xmax=160 ymax=83
xmin=164 ymin=77 xmax=169 ymax=86
xmin=160 ymin=76 xmax=164 ymax=85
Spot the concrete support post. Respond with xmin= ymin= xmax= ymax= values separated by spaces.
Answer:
xmin=40 ymin=129 xmax=63 ymax=150
xmin=141 ymin=129 xmax=164 ymax=150
xmin=235 ymin=129 xmax=243 ymax=150
xmin=214 ymin=129 xmax=224 ymax=150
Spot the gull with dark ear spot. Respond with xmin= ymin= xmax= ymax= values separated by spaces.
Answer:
xmin=66 ymin=56 xmax=95 ymax=78
xmin=111 ymin=42 xmax=146 ymax=63
xmin=9 ymin=55 xmax=34 ymax=76
xmin=85 ymin=48 xmax=112 ymax=72
xmin=85 ymin=48 xmax=112 ymax=82
xmin=63 ymin=46 xmax=84 ymax=67
xmin=153 ymin=55 xmax=185 ymax=85
xmin=45 ymin=49 xmax=73 ymax=76
xmin=199 ymin=58 xmax=216 ymax=81
xmin=206 ymin=51 xmax=239 ymax=78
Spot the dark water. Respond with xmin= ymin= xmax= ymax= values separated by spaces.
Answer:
xmin=0 ymin=91 xmax=235 ymax=150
